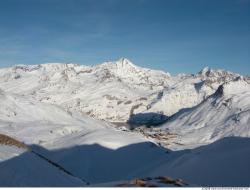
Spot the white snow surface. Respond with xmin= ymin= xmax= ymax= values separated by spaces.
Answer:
xmin=0 ymin=58 xmax=250 ymax=186
xmin=0 ymin=145 xmax=84 ymax=187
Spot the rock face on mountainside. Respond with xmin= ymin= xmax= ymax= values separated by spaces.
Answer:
xmin=0 ymin=134 xmax=27 ymax=149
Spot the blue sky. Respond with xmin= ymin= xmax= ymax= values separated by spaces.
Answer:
xmin=0 ymin=0 xmax=249 ymax=75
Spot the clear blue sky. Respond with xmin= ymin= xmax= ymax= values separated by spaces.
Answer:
xmin=0 ymin=0 xmax=249 ymax=75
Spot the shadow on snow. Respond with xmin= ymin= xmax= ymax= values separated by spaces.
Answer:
xmin=1 ymin=137 xmax=250 ymax=187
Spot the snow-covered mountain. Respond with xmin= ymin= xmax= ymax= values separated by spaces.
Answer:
xmin=0 ymin=58 xmax=249 ymax=187
xmin=0 ymin=58 xmax=171 ymax=122
xmin=161 ymin=77 xmax=250 ymax=150
xmin=0 ymin=58 xmax=241 ymax=123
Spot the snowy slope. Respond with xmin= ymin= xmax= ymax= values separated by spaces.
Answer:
xmin=161 ymin=77 xmax=250 ymax=150
xmin=0 ymin=145 xmax=84 ymax=187
xmin=149 ymin=137 xmax=250 ymax=187
xmin=32 ymin=139 xmax=167 ymax=184
xmin=0 ymin=87 xmax=152 ymax=147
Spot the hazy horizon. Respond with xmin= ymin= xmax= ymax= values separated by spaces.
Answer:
xmin=0 ymin=57 xmax=248 ymax=77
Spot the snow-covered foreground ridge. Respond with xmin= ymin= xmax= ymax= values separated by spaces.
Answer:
xmin=0 ymin=58 xmax=250 ymax=186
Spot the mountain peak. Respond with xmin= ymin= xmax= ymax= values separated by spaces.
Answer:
xmin=99 ymin=58 xmax=138 ymax=74
xmin=116 ymin=58 xmax=136 ymax=68
xmin=99 ymin=58 xmax=136 ymax=68
xmin=198 ymin=66 xmax=211 ymax=76
xmin=197 ymin=67 xmax=240 ymax=80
